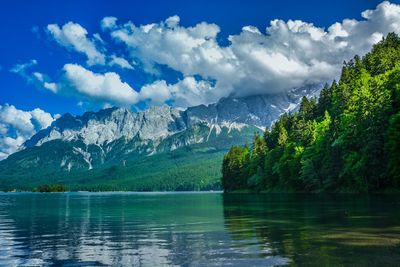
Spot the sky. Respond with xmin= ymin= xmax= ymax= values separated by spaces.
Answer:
xmin=0 ymin=0 xmax=400 ymax=159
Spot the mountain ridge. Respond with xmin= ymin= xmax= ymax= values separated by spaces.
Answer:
xmin=0 ymin=85 xmax=320 ymax=191
xmin=23 ymin=84 xmax=320 ymax=150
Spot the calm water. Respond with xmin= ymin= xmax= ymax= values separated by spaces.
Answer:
xmin=0 ymin=193 xmax=399 ymax=266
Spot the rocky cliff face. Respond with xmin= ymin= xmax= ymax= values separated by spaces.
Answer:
xmin=24 ymin=106 xmax=185 ymax=148
xmin=11 ymin=86 xmax=319 ymax=172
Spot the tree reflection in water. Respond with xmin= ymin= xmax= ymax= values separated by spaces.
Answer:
xmin=222 ymin=193 xmax=400 ymax=266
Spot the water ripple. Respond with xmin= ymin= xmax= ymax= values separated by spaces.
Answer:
xmin=4 ymin=192 xmax=396 ymax=266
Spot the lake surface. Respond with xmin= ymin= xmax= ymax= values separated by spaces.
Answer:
xmin=0 ymin=193 xmax=399 ymax=266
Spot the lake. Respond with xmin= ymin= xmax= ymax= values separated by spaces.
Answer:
xmin=0 ymin=192 xmax=399 ymax=266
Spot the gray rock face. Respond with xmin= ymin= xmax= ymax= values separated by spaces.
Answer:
xmin=186 ymin=85 xmax=321 ymax=128
xmin=187 ymin=93 xmax=290 ymax=127
xmin=25 ymin=106 xmax=185 ymax=147
xmin=20 ymin=86 xmax=319 ymax=170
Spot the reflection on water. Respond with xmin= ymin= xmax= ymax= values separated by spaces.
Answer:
xmin=0 ymin=193 xmax=399 ymax=266
xmin=0 ymin=193 xmax=287 ymax=266
xmin=223 ymin=194 xmax=400 ymax=266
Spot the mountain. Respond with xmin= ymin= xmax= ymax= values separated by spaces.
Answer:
xmin=0 ymin=85 xmax=319 ymax=191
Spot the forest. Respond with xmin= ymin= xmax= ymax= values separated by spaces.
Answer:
xmin=222 ymin=33 xmax=400 ymax=193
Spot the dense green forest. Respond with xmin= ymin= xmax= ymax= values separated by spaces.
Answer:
xmin=34 ymin=184 xmax=66 ymax=192
xmin=0 ymin=122 xmax=258 ymax=192
xmin=222 ymin=33 xmax=400 ymax=193
xmin=0 ymin=144 xmax=225 ymax=192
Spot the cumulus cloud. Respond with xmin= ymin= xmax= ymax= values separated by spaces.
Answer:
xmin=101 ymin=16 xmax=118 ymax=30
xmin=13 ymin=2 xmax=400 ymax=110
xmin=11 ymin=60 xmax=139 ymax=107
xmin=27 ymin=65 xmax=216 ymax=109
xmin=62 ymin=63 xmax=139 ymax=105
xmin=47 ymin=22 xmax=106 ymax=66
xmin=139 ymin=77 xmax=216 ymax=108
xmin=46 ymin=21 xmax=137 ymax=70
xmin=0 ymin=104 xmax=57 ymax=160
xmin=108 ymin=17 xmax=234 ymax=81
xmin=104 ymin=1 xmax=400 ymax=100
xmin=165 ymin=15 xmax=180 ymax=28
xmin=139 ymin=80 xmax=171 ymax=104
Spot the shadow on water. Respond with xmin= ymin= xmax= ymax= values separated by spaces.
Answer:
xmin=222 ymin=193 xmax=400 ymax=266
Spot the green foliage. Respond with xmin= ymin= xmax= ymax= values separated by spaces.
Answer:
xmin=222 ymin=146 xmax=250 ymax=192
xmin=222 ymin=33 xmax=400 ymax=193
xmin=386 ymin=112 xmax=400 ymax=187
xmin=248 ymin=132 xmax=267 ymax=176
xmin=363 ymin=32 xmax=400 ymax=76
xmin=0 ymin=121 xmax=259 ymax=191
xmin=0 ymin=147 xmax=227 ymax=192
xmin=35 ymin=184 xmax=66 ymax=192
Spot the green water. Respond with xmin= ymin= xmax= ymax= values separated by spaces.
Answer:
xmin=0 ymin=193 xmax=399 ymax=266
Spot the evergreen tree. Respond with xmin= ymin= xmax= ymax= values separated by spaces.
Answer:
xmin=222 ymin=146 xmax=250 ymax=192
xmin=222 ymin=33 xmax=400 ymax=193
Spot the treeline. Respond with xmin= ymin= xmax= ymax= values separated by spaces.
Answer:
xmin=34 ymin=184 xmax=67 ymax=192
xmin=222 ymin=33 xmax=400 ymax=193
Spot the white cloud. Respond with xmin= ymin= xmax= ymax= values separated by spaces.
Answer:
xmin=47 ymin=21 xmax=137 ymax=70
xmin=139 ymin=80 xmax=171 ymax=104
xmin=47 ymin=22 xmax=106 ymax=66
xmin=62 ymin=63 xmax=139 ymax=105
xmin=11 ymin=60 xmax=138 ymax=107
xmin=139 ymin=77 xmax=216 ymax=108
xmin=30 ymin=107 xmax=56 ymax=128
xmin=109 ymin=55 xmax=134 ymax=69
xmin=0 ymin=104 xmax=56 ymax=160
xmin=101 ymin=16 xmax=118 ymax=30
xmin=165 ymin=15 xmax=180 ymax=28
xmin=104 ymin=1 xmax=400 ymax=102
xmin=13 ymin=2 xmax=400 ymax=111
xmin=43 ymin=82 xmax=58 ymax=92
xmin=12 ymin=61 xmax=59 ymax=93
xmin=10 ymin=59 xmax=38 ymax=82
xmin=33 ymin=72 xmax=44 ymax=82
xmin=32 ymin=71 xmax=58 ymax=93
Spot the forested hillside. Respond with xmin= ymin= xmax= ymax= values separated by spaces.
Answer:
xmin=222 ymin=33 xmax=400 ymax=193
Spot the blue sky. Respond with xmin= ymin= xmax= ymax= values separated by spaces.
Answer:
xmin=1 ymin=0 xmax=400 ymax=159
xmin=0 ymin=0 xmax=392 ymax=115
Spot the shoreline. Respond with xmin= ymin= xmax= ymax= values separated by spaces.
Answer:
xmin=1 ymin=190 xmax=399 ymax=195
xmin=0 ymin=190 xmax=224 ymax=194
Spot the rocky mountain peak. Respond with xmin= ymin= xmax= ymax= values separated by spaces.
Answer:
xmin=22 ymin=85 xmax=320 ymax=156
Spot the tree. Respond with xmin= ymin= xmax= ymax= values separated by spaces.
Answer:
xmin=299 ymin=96 xmax=317 ymax=120
xmin=363 ymin=32 xmax=400 ymax=76
xmin=222 ymin=146 xmax=250 ymax=192
xmin=222 ymin=33 xmax=400 ymax=193
xmin=386 ymin=112 xmax=400 ymax=187
xmin=248 ymin=132 xmax=267 ymax=176
xmin=317 ymin=83 xmax=333 ymax=118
